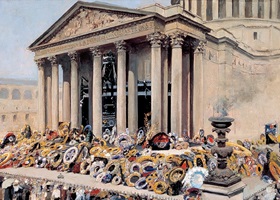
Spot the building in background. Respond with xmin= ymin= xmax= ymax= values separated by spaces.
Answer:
xmin=26 ymin=0 xmax=280 ymax=141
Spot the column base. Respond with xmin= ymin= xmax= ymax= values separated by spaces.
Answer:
xmin=201 ymin=181 xmax=246 ymax=200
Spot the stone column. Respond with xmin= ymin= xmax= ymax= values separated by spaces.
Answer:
xmin=239 ymin=0 xmax=245 ymax=18
xmin=184 ymin=0 xmax=189 ymax=11
xmin=88 ymin=65 xmax=93 ymax=128
xmin=212 ymin=0 xmax=219 ymax=20
xmin=48 ymin=56 xmax=59 ymax=130
xmin=182 ymin=43 xmax=191 ymax=138
xmin=68 ymin=51 xmax=79 ymax=129
xmin=264 ymin=0 xmax=270 ymax=19
xmin=45 ymin=65 xmax=52 ymax=128
xmin=271 ymin=0 xmax=278 ymax=19
xmin=90 ymin=47 xmax=103 ymax=138
xmin=171 ymin=32 xmax=184 ymax=136
xmin=191 ymin=0 xmax=197 ymax=15
xmin=193 ymin=40 xmax=205 ymax=136
xmin=252 ymin=0 xmax=258 ymax=18
xmin=148 ymin=32 xmax=163 ymax=132
xmin=162 ymin=37 xmax=170 ymax=133
xmin=115 ymin=40 xmax=127 ymax=134
xmin=62 ymin=63 xmax=71 ymax=122
xmin=128 ymin=47 xmax=138 ymax=134
xmin=36 ymin=58 xmax=46 ymax=133
xmin=201 ymin=0 xmax=207 ymax=21
xmin=226 ymin=0 xmax=232 ymax=18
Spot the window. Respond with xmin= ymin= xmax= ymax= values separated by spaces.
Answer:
xmin=1 ymin=115 xmax=5 ymax=122
xmin=245 ymin=0 xmax=253 ymax=18
xmin=0 ymin=88 xmax=9 ymax=99
xmin=12 ymin=89 xmax=20 ymax=100
xmin=258 ymin=0 xmax=264 ymax=18
xmin=270 ymin=0 xmax=272 ymax=18
xmin=23 ymin=90 xmax=32 ymax=99
xmin=254 ymin=32 xmax=258 ymax=40
xmin=206 ymin=0 xmax=213 ymax=20
xmin=278 ymin=0 xmax=280 ymax=19
xmin=13 ymin=114 xmax=17 ymax=122
xmin=25 ymin=114 xmax=29 ymax=121
xmin=218 ymin=0 xmax=226 ymax=18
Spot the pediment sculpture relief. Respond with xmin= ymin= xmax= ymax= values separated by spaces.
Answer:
xmin=49 ymin=8 xmax=138 ymax=43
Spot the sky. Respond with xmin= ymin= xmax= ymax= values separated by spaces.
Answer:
xmin=0 ymin=0 xmax=170 ymax=81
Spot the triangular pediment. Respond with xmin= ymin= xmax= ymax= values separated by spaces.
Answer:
xmin=49 ymin=8 xmax=142 ymax=43
xmin=29 ymin=1 xmax=152 ymax=48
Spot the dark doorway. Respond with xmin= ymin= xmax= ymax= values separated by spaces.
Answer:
xmin=81 ymin=97 xmax=89 ymax=126
xmin=138 ymin=95 xmax=151 ymax=128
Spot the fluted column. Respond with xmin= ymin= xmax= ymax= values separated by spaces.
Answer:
xmin=201 ymin=0 xmax=207 ymax=21
xmin=184 ymin=0 xmax=189 ymax=11
xmin=193 ymin=40 xmax=206 ymax=137
xmin=115 ymin=40 xmax=127 ymax=134
xmin=239 ymin=0 xmax=245 ymax=18
xmin=62 ymin=64 xmax=71 ymax=122
xmin=128 ymin=47 xmax=138 ymax=134
xmin=45 ymin=66 xmax=52 ymax=128
xmin=264 ymin=0 xmax=270 ymax=19
xmin=148 ymin=32 xmax=164 ymax=132
xmin=68 ymin=51 xmax=79 ymax=129
xmin=271 ymin=0 xmax=278 ymax=19
xmin=252 ymin=0 xmax=258 ymax=18
xmin=90 ymin=47 xmax=103 ymax=138
xmin=171 ymin=32 xmax=184 ymax=136
xmin=191 ymin=0 xmax=197 ymax=15
xmin=226 ymin=0 xmax=232 ymax=18
xmin=36 ymin=58 xmax=46 ymax=133
xmin=213 ymin=0 xmax=219 ymax=19
xmin=48 ymin=56 xmax=59 ymax=130
xmin=162 ymin=37 xmax=170 ymax=133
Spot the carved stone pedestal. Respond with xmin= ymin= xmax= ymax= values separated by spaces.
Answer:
xmin=202 ymin=117 xmax=245 ymax=199
xmin=201 ymin=181 xmax=246 ymax=200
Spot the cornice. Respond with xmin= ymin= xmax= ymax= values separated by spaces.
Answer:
xmin=165 ymin=14 xmax=211 ymax=34
xmin=206 ymin=34 xmax=280 ymax=60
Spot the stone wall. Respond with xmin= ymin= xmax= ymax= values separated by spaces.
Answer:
xmin=0 ymin=81 xmax=38 ymax=137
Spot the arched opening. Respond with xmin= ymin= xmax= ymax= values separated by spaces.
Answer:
xmin=12 ymin=89 xmax=21 ymax=100
xmin=0 ymin=88 xmax=9 ymax=99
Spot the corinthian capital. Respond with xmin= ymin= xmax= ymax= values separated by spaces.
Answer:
xmin=89 ymin=46 xmax=102 ymax=57
xmin=68 ymin=51 xmax=78 ymax=61
xmin=191 ymin=40 xmax=206 ymax=53
xmin=147 ymin=32 xmax=165 ymax=48
xmin=115 ymin=40 xmax=127 ymax=51
xmin=170 ymin=31 xmax=185 ymax=48
xmin=48 ymin=55 xmax=58 ymax=65
xmin=35 ymin=58 xmax=45 ymax=69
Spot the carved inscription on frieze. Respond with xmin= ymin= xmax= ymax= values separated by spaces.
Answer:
xmin=35 ymin=20 xmax=155 ymax=57
xmin=49 ymin=8 xmax=138 ymax=43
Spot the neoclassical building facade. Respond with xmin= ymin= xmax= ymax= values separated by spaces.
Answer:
xmin=29 ymin=0 xmax=280 ymax=141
